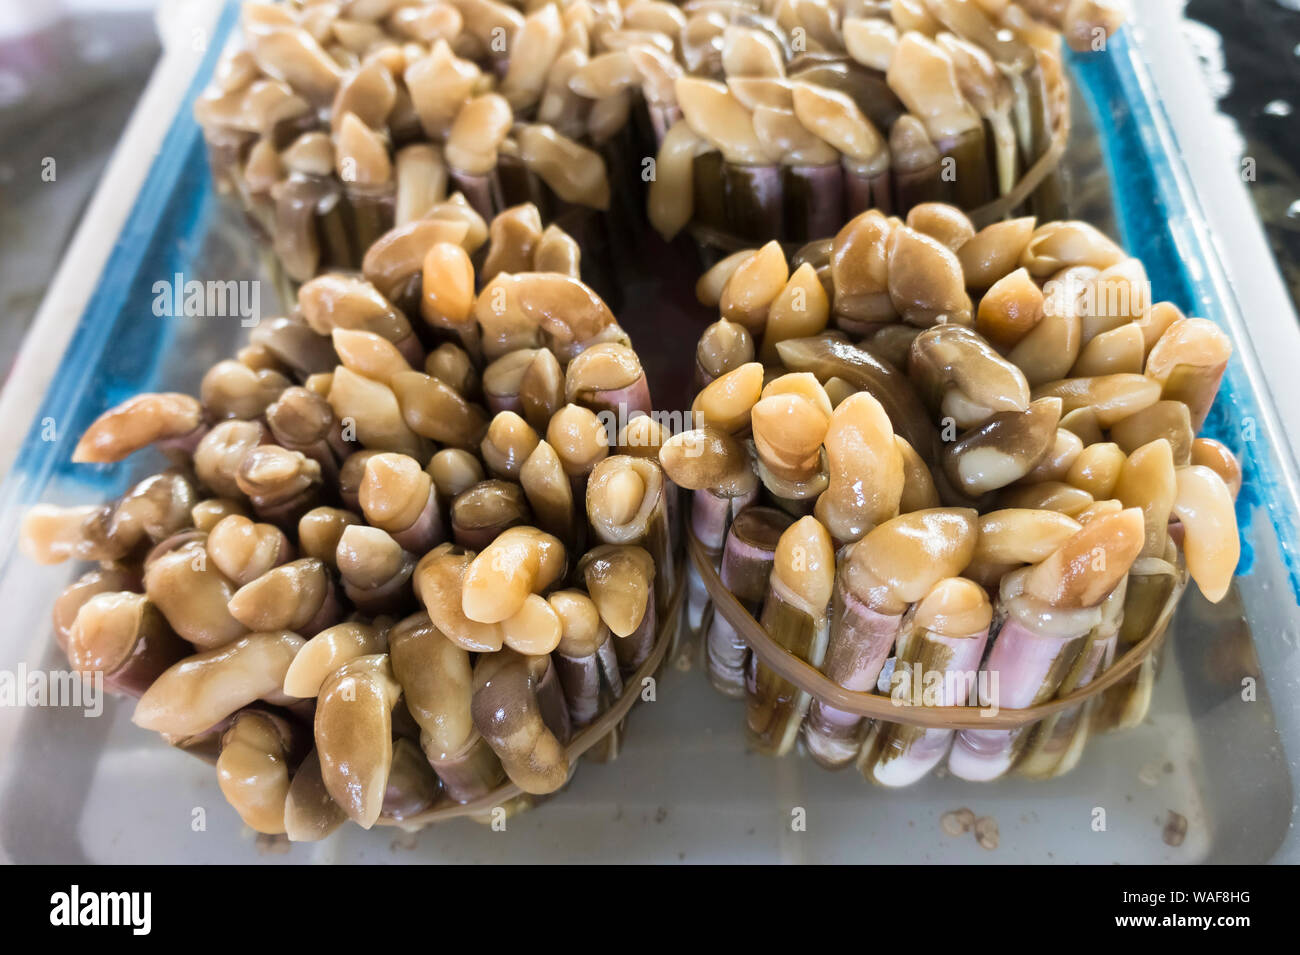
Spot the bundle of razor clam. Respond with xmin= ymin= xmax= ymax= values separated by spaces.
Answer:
xmin=667 ymin=201 xmax=1242 ymax=784
xmin=19 ymin=205 xmax=682 ymax=836
xmin=644 ymin=0 xmax=1125 ymax=250
xmin=196 ymin=0 xmax=669 ymax=283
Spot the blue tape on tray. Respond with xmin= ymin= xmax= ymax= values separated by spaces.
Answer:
xmin=1 ymin=2 xmax=238 ymax=523
xmin=1070 ymin=31 xmax=1300 ymax=604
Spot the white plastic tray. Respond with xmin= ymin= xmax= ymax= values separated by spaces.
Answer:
xmin=0 ymin=0 xmax=1296 ymax=863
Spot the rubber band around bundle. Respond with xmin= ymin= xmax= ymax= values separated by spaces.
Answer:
xmin=688 ymin=528 xmax=1185 ymax=731
xmin=376 ymin=561 xmax=685 ymax=828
